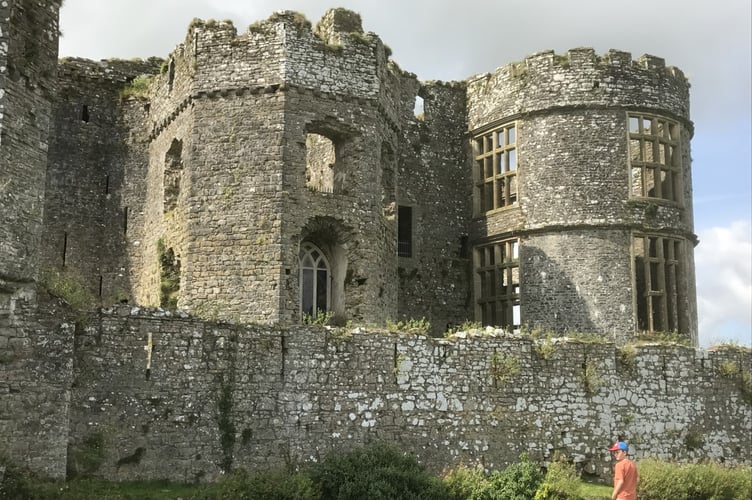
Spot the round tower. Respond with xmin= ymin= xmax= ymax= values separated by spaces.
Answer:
xmin=467 ymin=48 xmax=697 ymax=344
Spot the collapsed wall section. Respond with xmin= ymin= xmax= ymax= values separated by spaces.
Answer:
xmin=67 ymin=307 xmax=752 ymax=482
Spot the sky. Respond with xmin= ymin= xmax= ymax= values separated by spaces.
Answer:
xmin=57 ymin=0 xmax=751 ymax=347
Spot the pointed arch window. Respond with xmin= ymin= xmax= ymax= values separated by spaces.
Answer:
xmin=299 ymin=242 xmax=331 ymax=319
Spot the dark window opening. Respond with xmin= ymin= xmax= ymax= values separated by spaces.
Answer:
xmin=123 ymin=207 xmax=128 ymax=235
xmin=62 ymin=232 xmax=68 ymax=266
xmin=397 ymin=206 xmax=413 ymax=257
xmin=81 ymin=104 xmax=89 ymax=123
xmin=98 ymin=276 xmax=103 ymax=297
xmin=104 ymin=175 xmax=110 ymax=195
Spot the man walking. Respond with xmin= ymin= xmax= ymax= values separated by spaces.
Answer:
xmin=608 ymin=441 xmax=638 ymax=500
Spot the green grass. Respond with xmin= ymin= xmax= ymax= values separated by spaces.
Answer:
xmin=31 ymin=479 xmax=200 ymax=499
xmin=579 ymin=480 xmax=612 ymax=499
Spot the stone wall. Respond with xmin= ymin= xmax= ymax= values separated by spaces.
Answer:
xmin=0 ymin=0 xmax=61 ymax=283
xmin=43 ymin=58 xmax=161 ymax=304
xmin=62 ymin=306 xmax=751 ymax=483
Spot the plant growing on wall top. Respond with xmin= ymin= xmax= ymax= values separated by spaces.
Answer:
xmin=119 ymin=74 xmax=153 ymax=100
xmin=386 ymin=318 xmax=430 ymax=335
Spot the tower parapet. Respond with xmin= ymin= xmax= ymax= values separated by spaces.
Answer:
xmin=467 ymin=48 xmax=691 ymax=130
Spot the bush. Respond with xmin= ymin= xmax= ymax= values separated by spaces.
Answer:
xmin=309 ymin=442 xmax=450 ymax=500
xmin=442 ymin=464 xmax=488 ymax=500
xmin=638 ymin=459 xmax=752 ymax=500
xmin=202 ymin=468 xmax=319 ymax=500
xmin=0 ymin=457 xmax=33 ymax=500
xmin=533 ymin=455 xmax=583 ymax=500
xmin=481 ymin=454 xmax=544 ymax=500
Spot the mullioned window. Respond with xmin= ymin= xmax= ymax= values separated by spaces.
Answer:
xmin=475 ymin=239 xmax=520 ymax=329
xmin=628 ymin=113 xmax=681 ymax=203
xmin=473 ymin=123 xmax=518 ymax=213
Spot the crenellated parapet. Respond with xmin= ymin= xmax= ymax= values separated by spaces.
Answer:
xmin=467 ymin=48 xmax=691 ymax=130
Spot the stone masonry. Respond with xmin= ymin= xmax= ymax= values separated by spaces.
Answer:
xmin=1 ymin=4 xmax=747 ymax=483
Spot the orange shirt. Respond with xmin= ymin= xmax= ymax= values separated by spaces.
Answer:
xmin=614 ymin=458 xmax=639 ymax=500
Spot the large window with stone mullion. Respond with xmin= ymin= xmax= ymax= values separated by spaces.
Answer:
xmin=634 ymin=235 xmax=684 ymax=333
xmin=474 ymin=123 xmax=517 ymax=213
xmin=475 ymin=239 xmax=520 ymax=329
xmin=628 ymin=114 xmax=681 ymax=203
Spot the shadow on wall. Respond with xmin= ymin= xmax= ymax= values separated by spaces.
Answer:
xmin=521 ymin=245 xmax=598 ymax=334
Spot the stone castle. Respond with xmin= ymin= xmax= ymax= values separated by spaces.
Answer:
xmin=2 ymin=1 xmax=749 ymax=484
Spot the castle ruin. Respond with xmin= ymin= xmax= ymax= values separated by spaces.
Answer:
xmin=2 ymin=1 xmax=748 ymax=484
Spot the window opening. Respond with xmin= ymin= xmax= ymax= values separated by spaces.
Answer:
xmin=167 ymin=59 xmax=175 ymax=91
xmin=81 ymin=104 xmax=89 ymax=123
xmin=123 ymin=207 xmax=128 ymax=235
xmin=634 ymin=234 xmax=685 ymax=333
xmin=397 ymin=206 xmax=413 ymax=257
xmin=475 ymin=239 xmax=520 ymax=330
xmin=628 ymin=113 xmax=681 ymax=203
xmin=474 ymin=122 xmax=518 ymax=213
xmin=158 ymin=245 xmax=180 ymax=309
xmin=414 ymin=95 xmax=424 ymax=120
xmin=62 ymin=232 xmax=68 ymax=266
xmin=164 ymin=139 xmax=183 ymax=213
xmin=104 ymin=175 xmax=110 ymax=195
xmin=305 ymin=133 xmax=337 ymax=193
xmin=299 ymin=242 xmax=331 ymax=319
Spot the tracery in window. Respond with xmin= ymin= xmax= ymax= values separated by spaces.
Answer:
xmin=299 ymin=242 xmax=331 ymax=319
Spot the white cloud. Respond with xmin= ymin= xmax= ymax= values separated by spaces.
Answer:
xmin=695 ymin=221 xmax=752 ymax=347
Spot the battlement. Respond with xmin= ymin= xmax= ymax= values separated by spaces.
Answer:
xmin=477 ymin=48 xmax=687 ymax=84
xmin=467 ymin=47 xmax=691 ymax=130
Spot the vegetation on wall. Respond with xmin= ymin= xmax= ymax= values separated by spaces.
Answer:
xmin=40 ymin=268 xmax=97 ymax=322
xmin=120 ymin=74 xmax=153 ymax=100
xmin=719 ymin=359 xmax=752 ymax=405
xmin=489 ymin=352 xmax=520 ymax=385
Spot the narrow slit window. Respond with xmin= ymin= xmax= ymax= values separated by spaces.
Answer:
xmin=397 ymin=205 xmax=413 ymax=257
xmin=81 ymin=104 xmax=89 ymax=123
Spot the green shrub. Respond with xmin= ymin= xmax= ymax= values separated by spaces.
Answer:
xmin=637 ymin=458 xmax=689 ymax=499
xmin=482 ymin=454 xmax=544 ymax=500
xmin=442 ymin=464 xmax=488 ymax=500
xmin=0 ymin=457 xmax=33 ymax=500
xmin=533 ymin=455 xmax=583 ymax=500
xmin=203 ymin=468 xmax=319 ymax=500
xmin=310 ymin=442 xmax=450 ymax=500
xmin=638 ymin=459 xmax=751 ymax=500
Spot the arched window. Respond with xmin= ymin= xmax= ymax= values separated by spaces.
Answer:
xmin=299 ymin=242 xmax=330 ymax=319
